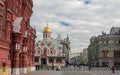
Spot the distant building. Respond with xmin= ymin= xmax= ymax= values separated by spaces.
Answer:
xmin=82 ymin=48 xmax=88 ymax=65
xmin=35 ymin=24 xmax=70 ymax=70
xmin=88 ymin=27 xmax=120 ymax=67
xmin=70 ymin=52 xmax=81 ymax=59
xmin=61 ymin=34 xmax=71 ymax=65
xmin=70 ymin=52 xmax=81 ymax=64
xmin=80 ymin=53 xmax=83 ymax=64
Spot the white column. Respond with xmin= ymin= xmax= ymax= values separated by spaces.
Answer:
xmin=23 ymin=68 xmax=27 ymax=73
xmin=12 ymin=68 xmax=20 ymax=75
xmin=31 ymin=67 xmax=35 ymax=71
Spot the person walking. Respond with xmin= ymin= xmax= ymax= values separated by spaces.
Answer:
xmin=88 ymin=66 xmax=91 ymax=71
xmin=58 ymin=66 xmax=61 ymax=71
xmin=111 ymin=65 xmax=115 ymax=73
xmin=41 ymin=65 xmax=43 ymax=70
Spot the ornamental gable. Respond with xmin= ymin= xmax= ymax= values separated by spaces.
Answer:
xmin=110 ymin=27 xmax=120 ymax=34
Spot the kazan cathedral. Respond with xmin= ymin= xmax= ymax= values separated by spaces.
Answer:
xmin=34 ymin=24 xmax=70 ymax=70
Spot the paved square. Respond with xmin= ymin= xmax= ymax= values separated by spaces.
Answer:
xmin=19 ymin=70 xmax=120 ymax=75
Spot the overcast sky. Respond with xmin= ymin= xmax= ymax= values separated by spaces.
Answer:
xmin=31 ymin=0 xmax=120 ymax=53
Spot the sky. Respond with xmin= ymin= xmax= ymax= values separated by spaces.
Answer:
xmin=31 ymin=0 xmax=120 ymax=53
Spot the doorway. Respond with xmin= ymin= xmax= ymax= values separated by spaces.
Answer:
xmin=35 ymin=65 xmax=40 ymax=70
xmin=41 ymin=58 xmax=47 ymax=65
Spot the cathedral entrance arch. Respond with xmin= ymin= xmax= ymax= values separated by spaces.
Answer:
xmin=41 ymin=54 xmax=47 ymax=65
xmin=41 ymin=58 xmax=47 ymax=65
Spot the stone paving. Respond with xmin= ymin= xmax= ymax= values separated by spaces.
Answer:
xmin=21 ymin=71 xmax=61 ymax=75
xmin=20 ymin=70 xmax=120 ymax=75
xmin=15 ymin=66 xmax=120 ymax=75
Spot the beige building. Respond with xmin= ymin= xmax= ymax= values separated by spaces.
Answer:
xmin=82 ymin=48 xmax=88 ymax=65
xmin=70 ymin=52 xmax=81 ymax=59
xmin=88 ymin=27 xmax=120 ymax=67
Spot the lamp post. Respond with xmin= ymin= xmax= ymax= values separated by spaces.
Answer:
xmin=52 ymin=58 xmax=54 ymax=70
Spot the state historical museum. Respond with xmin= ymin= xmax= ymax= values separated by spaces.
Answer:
xmin=0 ymin=0 xmax=36 ymax=75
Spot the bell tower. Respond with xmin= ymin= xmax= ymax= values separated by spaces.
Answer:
xmin=43 ymin=23 xmax=52 ymax=40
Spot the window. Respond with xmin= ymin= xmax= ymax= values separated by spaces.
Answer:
xmin=2 ymin=63 xmax=6 ymax=72
xmin=102 ymin=51 xmax=109 ymax=57
xmin=1 ymin=5 xmax=6 ymax=38
xmin=49 ymin=58 xmax=54 ymax=63
xmin=8 ymin=55 xmax=10 ymax=60
xmin=47 ymin=43 xmax=51 ymax=46
xmin=34 ymin=57 xmax=39 ymax=62
xmin=56 ymin=58 xmax=62 ymax=63
xmin=106 ymin=41 xmax=108 ymax=44
xmin=46 ymin=34 xmax=47 ymax=38
xmin=119 ymin=41 xmax=120 ymax=44
xmin=25 ymin=23 xmax=27 ymax=30
xmin=38 ymin=51 xmax=40 ymax=54
xmin=2 ymin=63 xmax=6 ymax=67
xmin=114 ymin=51 xmax=120 ymax=57
xmin=51 ymin=51 xmax=53 ymax=54
xmin=44 ymin=50 xmax=47 ymax=54
xmin=44 ymin=47 xmax=47 ymax=54
xmin=104 ymin=41 xmax=108 ymax=44
xmin=59 ymin=47 xmax=62 ymax=49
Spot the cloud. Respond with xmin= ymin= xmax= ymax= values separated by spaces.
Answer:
xmin=59 ymin=21 xmax=72 ymax=27
xmin=31 ymin=0 xmax=120 ymax=53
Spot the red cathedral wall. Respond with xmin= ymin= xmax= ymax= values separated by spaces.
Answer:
xmin=0 ymin=0 xmax=36 ymax=73
xmin=0 ymin=0 xmax=13 ymax=68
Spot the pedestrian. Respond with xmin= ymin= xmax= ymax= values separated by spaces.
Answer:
xmin=41 ymin=65 xmax=43 ymax=70
xmin=109 ymin=65 xmax=112 ymax=70
xmin=111 ymin=65 xmax=115 ymax=73
xmin=88 ymin=66 xmax=91 ymax=71
xmin=52 ymin=65 xmax=54 ymax=70
xmin=58 ymin=66 xmax=61 ymax=71
xmin=74 ymin=64 xmax=75 ymax=67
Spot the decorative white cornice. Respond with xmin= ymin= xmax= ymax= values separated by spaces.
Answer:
xmin=0 ymin=1 xmax=5 ymax=6
xmin=7 ymin=9 xmax=13 ymax=13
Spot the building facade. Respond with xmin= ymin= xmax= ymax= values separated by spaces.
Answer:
xmin=0 ymin=0 xmax=36 ymax=75
xmin=70 ymin=52 xmax=81 ymax=59
xmin=61 ymin=34 xmax=71 ymax=65
xmin=35 ymin=24 xmax=70 ymax=70
xmin=70 ymin=53 xmax=81 ymax=65
xmin=88 ymin=27 xmax=120 ymax=67
xmin=82 ymin=48 xmax=88 ymax=65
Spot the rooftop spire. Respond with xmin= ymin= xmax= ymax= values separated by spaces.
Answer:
xmin=67 ymin=34 xmax=69 ymax=38
xmin=46 ymin=20 xmax=48 ymax=26
xmin=43 ymin=20 xmax=51 ymax=33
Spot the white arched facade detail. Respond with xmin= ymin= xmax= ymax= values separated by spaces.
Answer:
xmin=113 ymin=46 xmax=120 ymax=51
xmin=99 ymin=46 xmax=110 ymax=57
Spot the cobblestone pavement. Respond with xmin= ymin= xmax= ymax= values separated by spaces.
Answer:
xmin=61 ymin=71 xmax=120 ymax=75
xmin=16 ymin=66 xmax=120 ymax=75
xmin=20 ymin=70 xmax=120 ymax=75
xmin=21 ymin=71 xmax=61 ymax=75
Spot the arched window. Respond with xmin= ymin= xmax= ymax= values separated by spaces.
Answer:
xmin=13 ymin=1 xmax=18 ymax=13
xmin=50 ymin=51 xmax=53 ymax=55
xmin=1 ymin=4 xmax=6 ymax=38
xmin=44 ymin=47 xmax=47 ymax=54
xmin=49 ymin=58 xmax=54 ymax=63
xmin=56 ymin=58 xmax=62 ymax=63
xmin=114 ymin=50 xmax=120 ymax=57
xmin=102 ymin=51 xmax=109 ymax=57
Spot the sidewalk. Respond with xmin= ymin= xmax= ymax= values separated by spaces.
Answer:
xmin=20 ymin=71 xmax=61 ymax=75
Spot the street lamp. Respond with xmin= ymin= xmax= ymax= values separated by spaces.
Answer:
xmin=52 ymin=58 xmax=54 ymax=70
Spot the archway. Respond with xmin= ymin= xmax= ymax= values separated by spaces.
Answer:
xmin=41 ymin=58 xmax=47 ymax=65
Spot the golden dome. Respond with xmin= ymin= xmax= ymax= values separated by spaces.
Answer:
xmin=43 ymin=24 xmax=51 ymax=33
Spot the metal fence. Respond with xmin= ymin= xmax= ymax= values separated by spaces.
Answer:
xmin=61 ymin=67 xmax=110 ymax=71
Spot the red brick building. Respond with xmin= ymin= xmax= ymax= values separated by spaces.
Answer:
xmin=0 ymin=0 xmax=36 ymax=75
